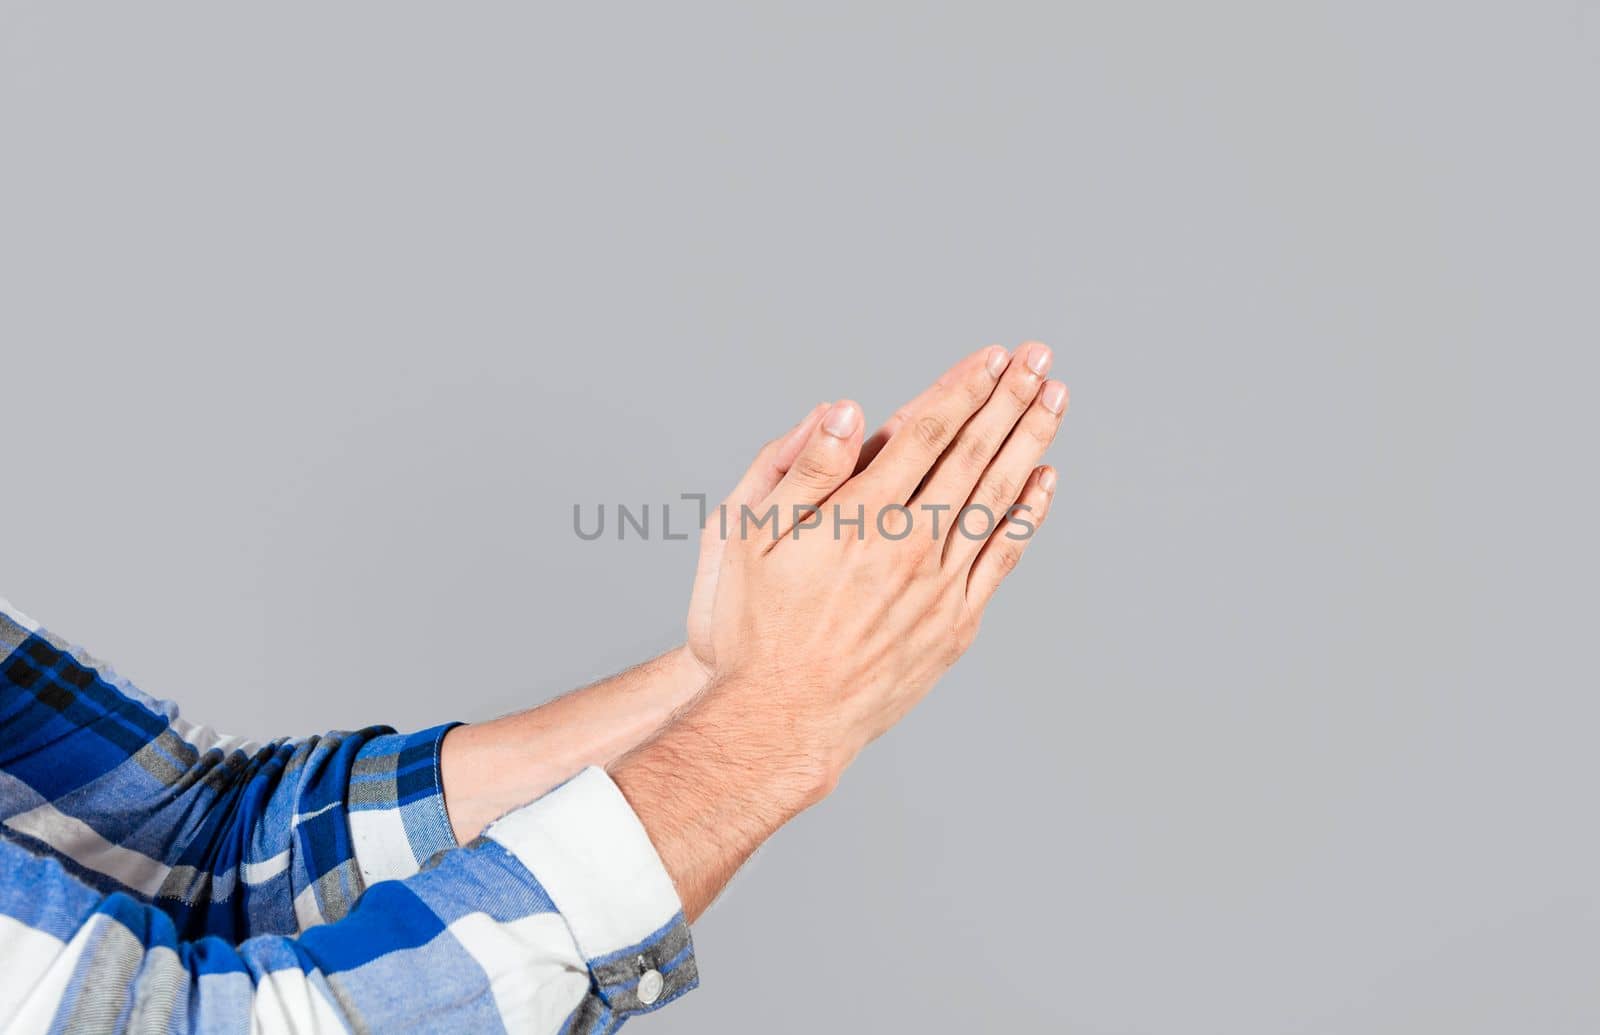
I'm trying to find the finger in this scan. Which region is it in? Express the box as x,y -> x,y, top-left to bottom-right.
855,390 -> 925,473
755,399 -> 864,548
694,401 -> 826,599
700,401 -> 828,545
774,402 -> 831,474
855,345 -> 1008,503
914,341 -> 1052,512
944,378 -> 1067,569
854,352 -> 974,473
967,465 -> 1057,609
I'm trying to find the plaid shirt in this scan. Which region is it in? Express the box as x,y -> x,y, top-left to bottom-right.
0,598 -> 697,1033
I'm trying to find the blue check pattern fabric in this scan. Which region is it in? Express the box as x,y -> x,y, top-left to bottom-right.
0,598 -> 697,1033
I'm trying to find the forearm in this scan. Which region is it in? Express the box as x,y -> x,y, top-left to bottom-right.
608,674 -> 835,922
440,645 -> 708,843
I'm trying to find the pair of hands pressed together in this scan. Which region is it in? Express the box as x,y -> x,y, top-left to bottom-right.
0,343 -> 1054,1033
442,342 -> 1067,920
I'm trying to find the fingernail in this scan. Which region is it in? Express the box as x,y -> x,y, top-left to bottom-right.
1025,343 -> 1052,377
1041,380 -> 1068,414
1040,467 -> 1057,493
823,400 -> 860,438
985,346 -> 1009,377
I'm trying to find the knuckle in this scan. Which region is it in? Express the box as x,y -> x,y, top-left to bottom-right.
1026,415 -> 1057,447
887,541 -> 930,577
887,535 -> 922,564
878,552 -> 918,588
1006,376 -> 1040,407
962,432 -> 994,467
849,558 -> 882,588
791,453 -> 838,486
996,544 -> 1022,574
915,413 -> 951,449
943,612 -> 975,661
983,473 -> 1018,509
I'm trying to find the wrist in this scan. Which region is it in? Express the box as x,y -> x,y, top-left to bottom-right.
667,642 -> 714,701
440,645 -> 716,845
607,671 -> 843,921
672,671 -> 844,813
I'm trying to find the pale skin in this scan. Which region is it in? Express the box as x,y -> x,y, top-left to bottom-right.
441,343 -> 1067,922
437,402 -> 829,839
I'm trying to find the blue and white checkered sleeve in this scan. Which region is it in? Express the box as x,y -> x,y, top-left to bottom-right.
0,766 -> 696,1033
0,597 -> 458,940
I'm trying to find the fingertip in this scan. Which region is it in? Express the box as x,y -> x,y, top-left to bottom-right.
1022,342 -> 1053,378
777,402 -> 832,463
1040,380 -> 1069,415
984,345 -> 1009,378
797,400 -> 830,430
1038,466 -> 1057,493
822,399 -> 862,439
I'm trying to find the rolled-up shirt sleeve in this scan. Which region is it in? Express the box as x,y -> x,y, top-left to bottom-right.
1,596 -> 698,1030
485,767 -> 698,1026
0,766 -> 697,1033
0,596 -> 459,938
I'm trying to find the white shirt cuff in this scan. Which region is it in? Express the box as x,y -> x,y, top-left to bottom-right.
485,765 -> 684,961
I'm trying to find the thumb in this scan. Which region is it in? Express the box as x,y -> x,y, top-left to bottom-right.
731,401 -> 829,511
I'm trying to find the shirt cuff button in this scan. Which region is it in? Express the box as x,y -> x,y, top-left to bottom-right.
637,968 -> 664,1006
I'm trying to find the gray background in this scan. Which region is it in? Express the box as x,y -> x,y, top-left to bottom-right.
3,2 -> 1597,1032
